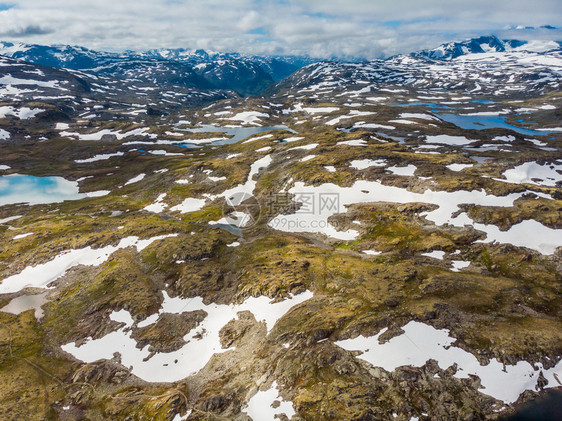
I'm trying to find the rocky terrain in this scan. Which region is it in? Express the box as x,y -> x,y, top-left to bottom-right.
0,35 -> 561,420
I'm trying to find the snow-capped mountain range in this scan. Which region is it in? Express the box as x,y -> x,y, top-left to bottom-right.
272,47 -> 562,99
0,30 -> 560,108
1,31 -> 561,97
0,41 -> 318,95
412,35 -> 561,60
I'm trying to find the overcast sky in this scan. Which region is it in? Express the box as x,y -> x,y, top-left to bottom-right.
0,0 -> 560,58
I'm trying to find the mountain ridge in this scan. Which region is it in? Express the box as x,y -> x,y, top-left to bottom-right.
0,41 -> 320,95
1,32 -> 561,96
411,34 -> 561,60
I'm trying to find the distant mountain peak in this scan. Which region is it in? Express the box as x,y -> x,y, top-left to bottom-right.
0,41 -> 322,95
509,24 -> 558,30
412,33 -> 561,60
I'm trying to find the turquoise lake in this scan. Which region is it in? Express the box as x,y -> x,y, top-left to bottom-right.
0,174 -> 85,206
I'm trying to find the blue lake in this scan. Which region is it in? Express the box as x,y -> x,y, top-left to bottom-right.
214,223 -> 242,236
436,113 -> 553,136
177,124 -> 297,146
0,174 -> 85,206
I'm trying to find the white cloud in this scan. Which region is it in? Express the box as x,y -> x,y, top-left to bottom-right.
0,0 -> 559,58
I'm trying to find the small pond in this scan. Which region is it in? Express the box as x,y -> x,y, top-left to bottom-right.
0,174 -> 85,206
499,390 -> 562,421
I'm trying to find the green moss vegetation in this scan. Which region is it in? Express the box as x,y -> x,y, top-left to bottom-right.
0,88 -> 560,420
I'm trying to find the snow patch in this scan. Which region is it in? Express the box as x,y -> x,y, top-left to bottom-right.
0,235 -> 178,294
244,381 -> 296,421
62,290 -> 313,383
335,321 -> 562,403
350,159 -> 386,170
